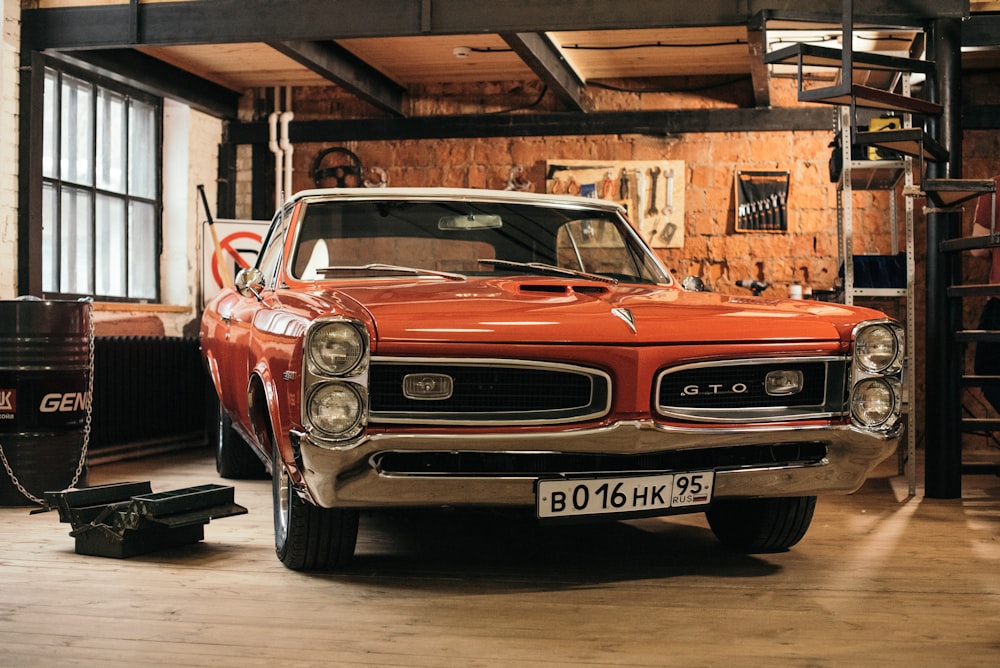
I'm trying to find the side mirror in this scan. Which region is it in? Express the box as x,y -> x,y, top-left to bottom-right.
235,267 -> 265,300
682,276 -> 707,292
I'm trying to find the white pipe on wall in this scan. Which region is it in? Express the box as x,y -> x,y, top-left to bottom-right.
279,109 -> 294,200
268,110 -> 281,204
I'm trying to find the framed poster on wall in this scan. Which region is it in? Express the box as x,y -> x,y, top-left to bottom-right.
735,170 -> 789,232
200,218 -> 270,306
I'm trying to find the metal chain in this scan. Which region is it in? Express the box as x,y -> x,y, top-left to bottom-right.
0,299 -> 94,505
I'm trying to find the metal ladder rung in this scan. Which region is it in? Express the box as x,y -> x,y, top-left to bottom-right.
955,330 -> 1000,344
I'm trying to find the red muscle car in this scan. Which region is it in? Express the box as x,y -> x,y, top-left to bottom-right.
200,187 -> 903,570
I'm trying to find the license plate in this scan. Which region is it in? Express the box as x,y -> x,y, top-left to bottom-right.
536,471 -> 714,520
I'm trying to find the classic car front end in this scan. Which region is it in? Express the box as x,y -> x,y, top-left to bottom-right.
201,188 -> 903,570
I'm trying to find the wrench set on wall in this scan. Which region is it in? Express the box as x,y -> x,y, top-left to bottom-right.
735,170 -> 790,232
546,160 -> 685,249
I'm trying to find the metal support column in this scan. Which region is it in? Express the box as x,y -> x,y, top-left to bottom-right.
924,18 -> 963,499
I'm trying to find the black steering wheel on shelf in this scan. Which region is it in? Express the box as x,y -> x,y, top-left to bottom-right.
312,147 -> 363,187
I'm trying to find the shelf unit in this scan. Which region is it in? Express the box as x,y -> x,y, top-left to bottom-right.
762,0 -> 933,495
835,105 -> 917,495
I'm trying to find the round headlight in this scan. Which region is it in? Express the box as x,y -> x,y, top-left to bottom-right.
307,382 -> 365,438
855,324 -> 902,374
851,378 -> 897,428
308,321 -> 366,376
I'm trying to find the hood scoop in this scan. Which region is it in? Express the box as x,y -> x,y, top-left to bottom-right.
519,284 -> 610,295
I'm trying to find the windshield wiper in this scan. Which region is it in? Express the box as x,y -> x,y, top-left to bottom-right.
316,263 -> 466,281
478,259 -> 618,285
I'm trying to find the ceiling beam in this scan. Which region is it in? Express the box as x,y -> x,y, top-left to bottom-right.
267,41 -> 407,117
45,49 -> 241,118
745,17 -> 770,108
21,0 -> 969,50
499,33 -> 584,112
963,14 -> 1000,48
225,107 -> 837,145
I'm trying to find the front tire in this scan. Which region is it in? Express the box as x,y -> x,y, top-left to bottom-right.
215,400 -> 266,479
272,443 -> 359,571
706,496 -> 816,553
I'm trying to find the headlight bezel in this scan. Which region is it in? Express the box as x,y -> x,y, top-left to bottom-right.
306,319 -> 369,377
854,322 -> 904,375
304,380 -> 367,440
850,319 -> 905,433
849,376 -> 901,429
302,317 -> 371,446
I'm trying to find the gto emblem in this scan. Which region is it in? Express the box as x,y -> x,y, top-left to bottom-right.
681,383 -> 748,396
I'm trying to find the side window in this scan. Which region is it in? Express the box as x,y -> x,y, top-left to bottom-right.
256,209 -> 289,289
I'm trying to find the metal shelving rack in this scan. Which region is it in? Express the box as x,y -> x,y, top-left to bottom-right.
835,104 -> 917,495
763,0 -> 926,494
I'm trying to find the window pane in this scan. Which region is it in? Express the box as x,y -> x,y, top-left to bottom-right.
129,100 -> 157,198
43,70 -> 59,179
60,187 -> 93,294
97,88 -> 127,193
59,75 -> 93,186
129,201 -> 157,299
42,66 -> 161,302
96,195 -> 127,297
42,182 -> 58,292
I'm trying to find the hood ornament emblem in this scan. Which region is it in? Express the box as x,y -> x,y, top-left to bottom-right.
611,307 -> 636,333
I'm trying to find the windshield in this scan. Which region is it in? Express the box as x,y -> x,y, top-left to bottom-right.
289,198 -> 670,285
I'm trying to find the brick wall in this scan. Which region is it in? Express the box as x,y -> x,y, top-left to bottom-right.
275,78 -> 901,299
0,0 -> 19,300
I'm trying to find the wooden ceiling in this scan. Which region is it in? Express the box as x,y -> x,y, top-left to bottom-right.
20,0 -> 996,121
137,26 -> 757,91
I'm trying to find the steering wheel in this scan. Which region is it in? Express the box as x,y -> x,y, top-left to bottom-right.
312,147 -> 363,187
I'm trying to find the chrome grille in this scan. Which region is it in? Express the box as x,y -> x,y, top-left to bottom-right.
656,357 -> 848,423
369,358 -> 611,425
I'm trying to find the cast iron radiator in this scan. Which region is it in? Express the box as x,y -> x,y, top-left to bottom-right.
90,336 -> 207,454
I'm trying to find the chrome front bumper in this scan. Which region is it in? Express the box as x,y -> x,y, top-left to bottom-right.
294,420 -> 900,509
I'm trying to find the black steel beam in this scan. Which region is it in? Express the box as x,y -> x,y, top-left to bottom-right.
963,13 -> 1000,48
17,51 -> 46,298
499,33 -> 584,112
267,41 -> 406,118
224,107 -> 834,145
745,17 -> 771,108
21,0 -> 969,50
50,49 -> 241,119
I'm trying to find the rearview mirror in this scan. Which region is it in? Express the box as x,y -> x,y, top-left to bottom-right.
438,213 -> 503,230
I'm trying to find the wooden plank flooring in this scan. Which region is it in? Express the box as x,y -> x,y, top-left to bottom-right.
1,446 -> 998,667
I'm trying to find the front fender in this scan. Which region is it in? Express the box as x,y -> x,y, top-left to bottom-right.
248,364 -> 303,483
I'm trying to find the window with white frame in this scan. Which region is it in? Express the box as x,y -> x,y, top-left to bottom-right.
41,66 -> 162,301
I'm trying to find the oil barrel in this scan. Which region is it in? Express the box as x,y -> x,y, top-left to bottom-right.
0,298 -> 90,505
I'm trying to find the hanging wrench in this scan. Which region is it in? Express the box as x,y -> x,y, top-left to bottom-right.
663,169 -> 674,215
634,168 -> 646,234
647,167 -> 661,217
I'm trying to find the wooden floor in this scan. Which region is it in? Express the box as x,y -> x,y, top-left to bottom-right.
2,446 -> 998,667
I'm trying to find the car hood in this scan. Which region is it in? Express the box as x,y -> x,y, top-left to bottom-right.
311,277 -> 881,345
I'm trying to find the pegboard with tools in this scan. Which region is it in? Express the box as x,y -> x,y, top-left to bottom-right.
546,160 -> 685,249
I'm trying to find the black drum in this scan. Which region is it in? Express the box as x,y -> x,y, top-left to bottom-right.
0,298 -> 90,506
